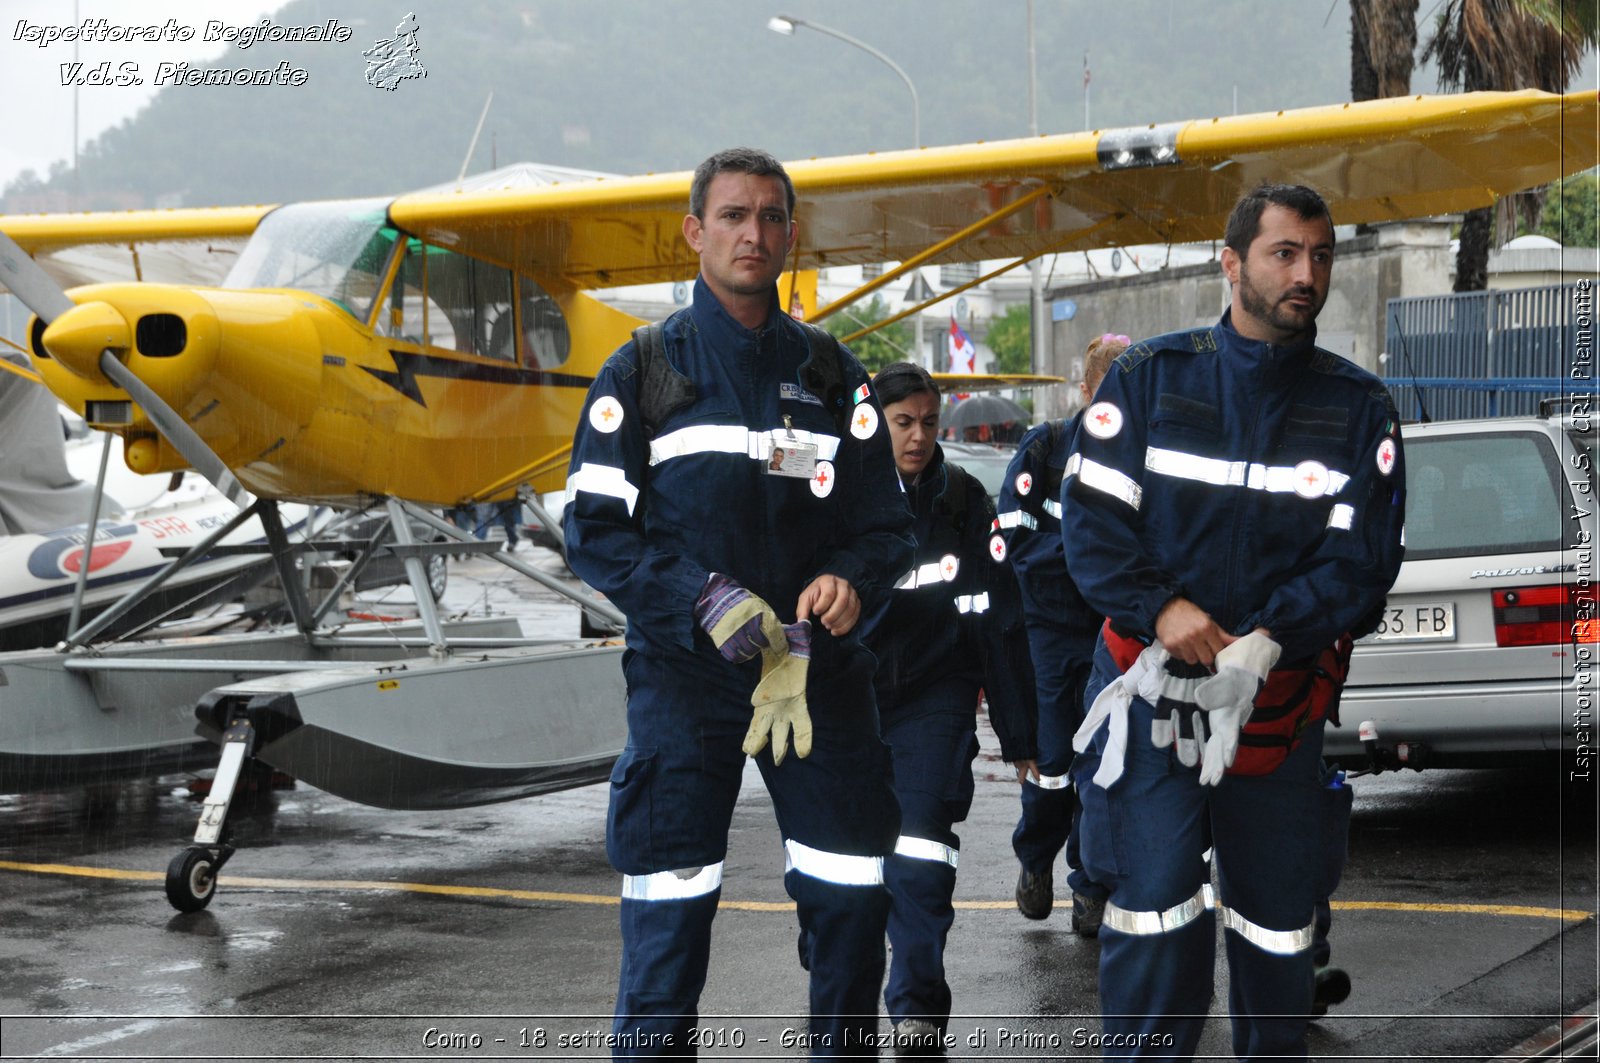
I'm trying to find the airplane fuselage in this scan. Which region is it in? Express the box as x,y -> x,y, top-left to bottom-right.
30,198 -> 643,506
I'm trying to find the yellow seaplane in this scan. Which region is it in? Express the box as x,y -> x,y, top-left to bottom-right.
0,88 -> 1593,912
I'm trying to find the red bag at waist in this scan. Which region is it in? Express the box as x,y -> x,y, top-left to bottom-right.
1101,621 -> 1353,776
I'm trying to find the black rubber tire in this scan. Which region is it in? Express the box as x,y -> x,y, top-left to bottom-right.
165,849 -> 218,913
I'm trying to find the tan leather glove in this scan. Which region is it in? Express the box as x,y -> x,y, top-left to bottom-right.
742,620 -> 813,765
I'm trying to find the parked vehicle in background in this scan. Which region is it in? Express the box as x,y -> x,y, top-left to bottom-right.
316,509 -> 450,602
941,440 -> 1017,502
1330,406 -> 1595,771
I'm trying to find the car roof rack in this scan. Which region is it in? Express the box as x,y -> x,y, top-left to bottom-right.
1536,396 -> 1592,419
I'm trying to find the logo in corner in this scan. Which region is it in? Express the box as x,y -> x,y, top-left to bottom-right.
364,13 -> 427,91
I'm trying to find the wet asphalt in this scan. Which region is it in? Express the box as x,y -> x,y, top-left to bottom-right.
0,547 -> 1595,1061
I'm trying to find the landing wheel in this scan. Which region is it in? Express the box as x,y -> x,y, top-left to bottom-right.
166,848 -> 218,912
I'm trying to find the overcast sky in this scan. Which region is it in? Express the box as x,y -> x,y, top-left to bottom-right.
0,0 -> 283,190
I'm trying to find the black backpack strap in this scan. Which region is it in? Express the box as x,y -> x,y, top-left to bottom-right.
631,318 -> 697,437
794,320 -> 850,436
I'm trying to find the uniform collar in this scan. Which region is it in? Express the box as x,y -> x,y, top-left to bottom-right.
688,275 -> 786,344
1216,308 -> 1317,369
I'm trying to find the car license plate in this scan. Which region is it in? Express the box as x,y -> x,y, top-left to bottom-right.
1362,602 -> 1456,643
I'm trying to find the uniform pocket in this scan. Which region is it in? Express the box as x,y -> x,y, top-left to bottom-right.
605,745 -> 658,875
1071,750 -> 1125,881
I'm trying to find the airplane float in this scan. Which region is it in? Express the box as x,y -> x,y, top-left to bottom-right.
0,88 -> 1592,912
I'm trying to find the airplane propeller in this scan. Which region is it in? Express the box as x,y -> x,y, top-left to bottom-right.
0,228 -> 248,507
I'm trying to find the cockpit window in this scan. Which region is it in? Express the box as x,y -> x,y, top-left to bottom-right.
224,197 -> 395,323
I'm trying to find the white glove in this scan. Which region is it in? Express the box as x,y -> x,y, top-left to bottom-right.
1194,631 -> 1281,785
1074,643 -> 1168,789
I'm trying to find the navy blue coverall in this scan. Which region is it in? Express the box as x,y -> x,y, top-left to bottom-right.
1061,313 -> 1405,1060
563,277 -> 914,1057
859,444 -> 1035,1033
997,414 -> 1108,906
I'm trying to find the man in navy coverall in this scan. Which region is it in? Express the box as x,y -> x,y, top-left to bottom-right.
1062,184 -> 1405,1060
564,147 -> 913,1058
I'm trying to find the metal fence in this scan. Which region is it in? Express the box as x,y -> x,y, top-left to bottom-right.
1382,283 -> 1598,421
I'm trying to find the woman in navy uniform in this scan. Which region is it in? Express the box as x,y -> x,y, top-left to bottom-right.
858,363 -> 1036,1055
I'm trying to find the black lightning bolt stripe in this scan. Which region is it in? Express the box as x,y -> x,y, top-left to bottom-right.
361,349 -> 595,406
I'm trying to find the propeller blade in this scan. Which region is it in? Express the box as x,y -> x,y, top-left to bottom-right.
0,228 -> 73,324
94,349 -> 250,508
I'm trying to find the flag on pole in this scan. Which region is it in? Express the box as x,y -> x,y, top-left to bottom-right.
1083,51 -> 1091,89
947,317 -> 976,375
947,317 -> 977,401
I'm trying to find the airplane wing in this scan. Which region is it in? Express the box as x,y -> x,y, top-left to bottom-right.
390,89 -> 1598,290
1,90 -> 1591,297
0,206 -> 272,291
933,373 -> 1063,393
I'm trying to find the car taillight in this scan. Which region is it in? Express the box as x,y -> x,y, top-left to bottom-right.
1492,584 -> 1600,647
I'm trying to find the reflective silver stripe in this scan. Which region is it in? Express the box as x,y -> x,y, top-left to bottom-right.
893,835 -> 960,869
1101,884 -> 1214,936
1027,772 -> 1071,791
784,839 -> 884,886
567,462 -> 640,517
955,592 -> 991,614
1042,498 -> 1062,519
648,424 -> 840,466
1327,504 -> 1354,530
1145,446 -> 1349,498
1217,902 -> 1316,955
1065,453 -> 1143,510
894,561 -> 947,590
621,862 -> 724,902
997,510 -> 1037,530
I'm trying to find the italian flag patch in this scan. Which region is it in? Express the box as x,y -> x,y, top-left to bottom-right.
853,383 -> 871,405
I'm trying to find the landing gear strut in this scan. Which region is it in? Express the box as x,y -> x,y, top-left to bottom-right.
164,716 -> 252,912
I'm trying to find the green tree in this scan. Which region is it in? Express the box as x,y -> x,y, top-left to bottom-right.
821,294 -> 913,375
985,304 -> 1033,375
1423,0 -> 1600,289
1530,171 -> 1600,246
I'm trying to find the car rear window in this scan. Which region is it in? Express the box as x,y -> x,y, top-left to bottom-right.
1402,430 -> 1566,561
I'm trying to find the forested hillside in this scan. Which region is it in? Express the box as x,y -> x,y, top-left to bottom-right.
3,0 -> 1372,211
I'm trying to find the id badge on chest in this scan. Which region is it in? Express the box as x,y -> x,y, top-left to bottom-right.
767,416 -> 818,479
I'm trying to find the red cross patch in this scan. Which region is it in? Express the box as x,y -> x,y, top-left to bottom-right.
810,460 -> 836,498
588,395 -> 624,433
989,534 -> 1007,562
850,404 -> 879,440
1015,471 -> 1033,496
1376,437 -> 1396,476
1292,460 -> 1330,499
939,553 -> 961,581
1084,401 -> 1123,440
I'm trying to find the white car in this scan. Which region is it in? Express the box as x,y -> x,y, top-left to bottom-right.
1330,407 -> 1596,770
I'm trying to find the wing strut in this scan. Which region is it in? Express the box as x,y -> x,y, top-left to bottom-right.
810,185 -> 1054,324
839,213 -> 1124,344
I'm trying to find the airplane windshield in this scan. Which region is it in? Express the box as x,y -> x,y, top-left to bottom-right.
224,197 -> 396,322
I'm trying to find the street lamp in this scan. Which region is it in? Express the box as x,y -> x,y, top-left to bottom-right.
767,15 -> 920,149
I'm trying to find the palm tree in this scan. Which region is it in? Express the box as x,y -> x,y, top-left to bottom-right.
1423,0 -> 1599,290
1352,0 -> 1420,101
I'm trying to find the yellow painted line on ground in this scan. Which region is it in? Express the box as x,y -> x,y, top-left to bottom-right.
1,859 -> 1593,923
1329,899 -> 1595,923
